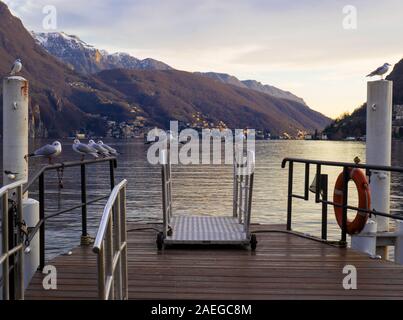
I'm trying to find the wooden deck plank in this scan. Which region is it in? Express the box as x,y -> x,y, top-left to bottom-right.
25,223 -> 403,300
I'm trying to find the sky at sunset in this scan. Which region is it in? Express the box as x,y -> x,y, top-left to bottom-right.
4,0 -> 403,118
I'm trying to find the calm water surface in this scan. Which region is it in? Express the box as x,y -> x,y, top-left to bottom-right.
2,139 -> 403,259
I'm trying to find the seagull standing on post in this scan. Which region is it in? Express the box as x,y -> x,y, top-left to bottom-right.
89,140 -> 110,157
72,139 -> 99,161
10,59 -> 22,76
366,63 -> 391,79
28,141 -> 62,164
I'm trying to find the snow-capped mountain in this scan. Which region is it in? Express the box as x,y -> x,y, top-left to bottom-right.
33,32 -> 308,106
32,31 -> 173,74
197,72 -> 307,106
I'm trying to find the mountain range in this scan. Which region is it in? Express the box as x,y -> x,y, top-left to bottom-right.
33,31 -> 307,106
0,2 -> 330,138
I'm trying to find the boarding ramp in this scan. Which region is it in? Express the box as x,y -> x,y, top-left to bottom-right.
157,148 -> 257,250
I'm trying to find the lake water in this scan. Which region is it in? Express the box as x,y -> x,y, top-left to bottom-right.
2,139 -> 403,259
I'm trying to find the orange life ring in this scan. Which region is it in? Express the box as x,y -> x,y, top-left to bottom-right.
333,168 -> 371,235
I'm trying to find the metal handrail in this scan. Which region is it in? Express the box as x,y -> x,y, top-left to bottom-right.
282,157 -> 403,173
93,179 -> 128,300
1,179 -> 26,300
23,157 -> 117,269
161,150 -> 173,238
233,151 -> 255,235
1,179 -> 27,196
23,157 -> 117,193
282,157 -> 403,245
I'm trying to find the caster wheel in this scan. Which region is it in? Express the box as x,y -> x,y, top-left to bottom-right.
250,234 -> 257,251
156,232 -> 164,250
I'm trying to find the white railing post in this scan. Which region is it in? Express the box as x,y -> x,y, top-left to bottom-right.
93,180 -> 128,300
120,186 -> 128,299
113,193 -> 122,300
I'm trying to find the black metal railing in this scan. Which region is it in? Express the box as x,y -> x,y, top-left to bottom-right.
23,157 -> 117,270
281,158 -> 403,246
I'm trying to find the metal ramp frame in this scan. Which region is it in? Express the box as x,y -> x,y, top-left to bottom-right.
157,147 -> 257,250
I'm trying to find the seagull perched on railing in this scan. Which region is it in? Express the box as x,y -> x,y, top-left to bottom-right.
97,141 -> 119,156
89,140 -> 110,157
72,139 -> 99,161
10,59 -> 22,76
28,141 -> 62,164
4,170 -> 18,180
366,63 -> 391,79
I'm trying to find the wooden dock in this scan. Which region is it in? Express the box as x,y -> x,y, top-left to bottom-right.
26,224 -> 403,300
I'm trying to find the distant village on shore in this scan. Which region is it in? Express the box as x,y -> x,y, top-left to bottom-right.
71,105 -> 403,142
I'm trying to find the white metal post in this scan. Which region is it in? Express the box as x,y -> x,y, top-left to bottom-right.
3,76 -> 40,295
352,80 -> 393,257
2,76 -> 29,186
366,80 -> 393,232
366,80 -> 393,258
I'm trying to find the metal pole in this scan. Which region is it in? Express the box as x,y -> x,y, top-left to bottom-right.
161,164 -> 168,237
304,164 -> 310,200
106,216 -> 114,300
38,173 -> 45,270
238,174 -> 244,224
8,195 -> 15,299
2,193 -> 9,300
81,164 -> 88,240
16,186 -> 24,299
286,162 -> 293,231
113,193 -> 122,300
315,165 -> 321,203
245,173 -> 254,236
321,175 -> 328,241
110,160 -> 116,190
233,170 -> 238,218
341,167 -> 349,245
120,187 -> 128,299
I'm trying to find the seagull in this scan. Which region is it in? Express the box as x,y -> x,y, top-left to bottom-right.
72,139 -> 99,161
89,140 -> 110,157
10,59 -> 22,76
28,141 -> 62,164
366,63 -> 391,79
97,141 -> 119,156
4,170 -> 18,180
